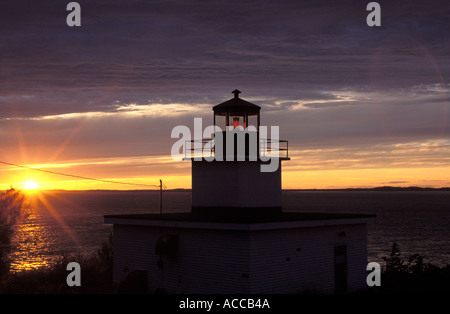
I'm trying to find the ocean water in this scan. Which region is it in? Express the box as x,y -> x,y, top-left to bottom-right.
9,190 -> 450,272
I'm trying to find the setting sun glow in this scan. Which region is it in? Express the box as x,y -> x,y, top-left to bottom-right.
23,180 -> 39,190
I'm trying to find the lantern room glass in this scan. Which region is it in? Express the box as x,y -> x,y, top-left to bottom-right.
214,112 -> 259,131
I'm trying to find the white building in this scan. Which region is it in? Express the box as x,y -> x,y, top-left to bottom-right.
104,90 -> 375,294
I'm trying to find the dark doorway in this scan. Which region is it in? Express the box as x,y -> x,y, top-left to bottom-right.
334,245 -> 347,294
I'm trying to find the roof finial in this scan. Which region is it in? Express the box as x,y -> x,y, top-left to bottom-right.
232,89 -> 241,98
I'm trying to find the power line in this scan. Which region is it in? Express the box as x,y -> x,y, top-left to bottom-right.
0,160 -> 160,188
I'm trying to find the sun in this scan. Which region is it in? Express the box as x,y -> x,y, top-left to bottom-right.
23,180 -> 39,190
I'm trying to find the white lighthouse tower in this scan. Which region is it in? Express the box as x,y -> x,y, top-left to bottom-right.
105,90 -> 375,294
189,89 -> 289,219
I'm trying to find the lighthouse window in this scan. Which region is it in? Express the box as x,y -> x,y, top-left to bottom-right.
247,115 -> 258,129
229,116 -> 244,128
233,117 -> 240,127
215,115 -> 227,130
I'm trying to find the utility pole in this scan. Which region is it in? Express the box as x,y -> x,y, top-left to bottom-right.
159,179 -> 163,215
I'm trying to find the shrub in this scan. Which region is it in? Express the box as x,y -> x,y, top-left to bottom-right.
0,234 -> 114,293
378,242 -> 450,294
0,188 -> 29,277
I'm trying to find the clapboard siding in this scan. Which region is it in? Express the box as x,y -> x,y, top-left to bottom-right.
249,224 -> 368,293
112,225 -> 251,293
111,221 -> 369,293
174,228 -> 250,293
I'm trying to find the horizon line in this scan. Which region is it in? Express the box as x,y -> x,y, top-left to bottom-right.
5,186 -> 450,193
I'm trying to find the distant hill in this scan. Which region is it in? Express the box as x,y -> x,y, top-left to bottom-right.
286,186 -> 450,192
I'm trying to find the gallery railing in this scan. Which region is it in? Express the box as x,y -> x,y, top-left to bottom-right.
184,138 -> 289,160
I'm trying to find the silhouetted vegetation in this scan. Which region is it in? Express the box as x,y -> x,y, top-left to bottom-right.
0,233 -> 114,293
367,242 -> 450,294
0,188 -> 114,293
0,188 -> 29,278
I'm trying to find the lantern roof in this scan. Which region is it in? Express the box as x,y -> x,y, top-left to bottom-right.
213,90 -> 261,115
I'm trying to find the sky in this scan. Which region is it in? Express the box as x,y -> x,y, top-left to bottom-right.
0,0 -> 449,190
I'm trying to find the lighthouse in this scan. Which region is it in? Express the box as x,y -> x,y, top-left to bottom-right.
104,90 -> 375,294
188,89 -> 289,220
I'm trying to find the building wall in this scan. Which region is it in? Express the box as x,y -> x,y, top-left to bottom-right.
248,224 -> 368,293
112,224 -> 252,293
191,160 -> 282,208
111,222 -> 368,294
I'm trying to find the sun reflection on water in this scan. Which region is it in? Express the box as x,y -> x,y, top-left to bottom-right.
9,193 -> 73,273
10,225 -> 60,272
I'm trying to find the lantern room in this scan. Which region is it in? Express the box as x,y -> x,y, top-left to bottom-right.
211,89 -> 263,161
213,89 -> 260,131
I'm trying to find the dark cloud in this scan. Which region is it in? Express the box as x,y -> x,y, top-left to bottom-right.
1,1 -> 449,118
0,0 -> 449,179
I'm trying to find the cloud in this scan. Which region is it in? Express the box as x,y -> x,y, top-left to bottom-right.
300,101 -> 357,109
0,1 -> 449,188
1,1 -> 449,115
285,139 -> 450,172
